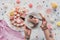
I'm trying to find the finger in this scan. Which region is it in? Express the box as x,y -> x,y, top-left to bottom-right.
26,26 -> 31,30
27,30 -> 31,35
28,19 -> 32,22
39,13 -> 46,20
39,13 -> 44,18
40,24 -> 44,28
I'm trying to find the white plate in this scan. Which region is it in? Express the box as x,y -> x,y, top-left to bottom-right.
25,11 -> 42,29
3,8 -> 24,31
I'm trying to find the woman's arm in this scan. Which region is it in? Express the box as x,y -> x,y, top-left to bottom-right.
23,25 -> 31,40
40,13 -> 54,40
24,13 -> 54,40
43,29 -> 54,40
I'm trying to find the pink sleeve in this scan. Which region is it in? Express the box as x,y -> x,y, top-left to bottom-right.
0,20 -> 25,40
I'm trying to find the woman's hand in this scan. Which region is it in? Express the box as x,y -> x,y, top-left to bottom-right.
39,14 -> 54,40
28,18 -> 39,24
23,24 -> 31,40
39,13 -> 48,30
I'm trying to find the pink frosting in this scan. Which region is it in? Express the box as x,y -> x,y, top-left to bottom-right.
0,20 -> 25,40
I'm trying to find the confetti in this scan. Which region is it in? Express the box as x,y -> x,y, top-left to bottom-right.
16,0 -> 20,4
56,22 -> 60,27
51,2 -> 58,9
46,5 -> 48,7
28,3 -> 33,8
46,8 -> 52,14
10,11 -> 14,16
2,3 -> 4,5
50,18 -> 54,23
43,1 -> 45,3
36,5 -> 42,10
10,16 -> 14,20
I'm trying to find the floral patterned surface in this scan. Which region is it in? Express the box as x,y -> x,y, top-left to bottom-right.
0,0 -> 60,40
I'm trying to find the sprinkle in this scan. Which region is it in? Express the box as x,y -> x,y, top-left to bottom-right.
4,11 -> 6,13
46,5 -> 48,7
50,18 -> 54,22
57,12 -> 59,14
16,18 -> 21,23
36,5 -> 42,10
56,22 -> 60,27
20,22 -> 24,26
14,12 -> 17,15
14,23 -> 17,26
14,15 -> 17,19
28,3 -> 33,8
10,16 -> 14,20
51,2 -> 58,9
11,21 -> 15,24
16,24 -> 20,27
16,14 -> 20,17
46,8 -> 52,14
16,0 -> 20,4
10,11 -> 14,16
1,8 -> 2,10
2,3 -> 4,5
43,1 -> 45,3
